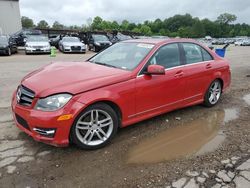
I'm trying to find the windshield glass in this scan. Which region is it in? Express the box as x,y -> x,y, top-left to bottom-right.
62,37 -> 80,42
0,36 -> 8,44
27,36 -> 48,42
93,34 -> 109,42
117,34 -> 132,40
89,42 -> 154,70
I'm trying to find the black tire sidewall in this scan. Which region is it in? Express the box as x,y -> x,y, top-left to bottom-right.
70,103 -> 119,150
204,79 -> 222,107
7,48 -> 11,56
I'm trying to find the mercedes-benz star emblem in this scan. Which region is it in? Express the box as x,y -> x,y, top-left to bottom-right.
16,88 -> 21,103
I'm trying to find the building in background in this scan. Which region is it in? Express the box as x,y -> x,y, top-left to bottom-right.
0,0 -> 22,35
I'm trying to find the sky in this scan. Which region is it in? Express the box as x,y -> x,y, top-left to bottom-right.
19,0 -> 250,26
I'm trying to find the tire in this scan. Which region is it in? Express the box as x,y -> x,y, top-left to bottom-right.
70,103 -> 119,150
7,47 -> 11,56
93,46 -> 96,52
204,79 -> 222,107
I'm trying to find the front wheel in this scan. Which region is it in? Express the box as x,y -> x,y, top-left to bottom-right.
7,47 -> 11,56
70,103 -> 119,149
204,79 -> 222,107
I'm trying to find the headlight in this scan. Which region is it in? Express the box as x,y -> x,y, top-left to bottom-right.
94,42 -> 100,46
35,94 -> 72,111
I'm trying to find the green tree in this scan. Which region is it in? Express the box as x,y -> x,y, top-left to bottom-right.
91,16 -> 103,30
191,20 -> 205,38
121,20 -> 130,30
21,16 -> 35,28
139,25 -> 152,36
216,13 -> 237,24
37,20 -> 49,29
52,21 -> 64,29
111,21 -> 120,30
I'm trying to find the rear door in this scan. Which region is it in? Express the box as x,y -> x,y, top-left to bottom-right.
181,43 -> 214,104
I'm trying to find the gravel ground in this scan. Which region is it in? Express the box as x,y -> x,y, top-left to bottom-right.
0,47 -> 249,188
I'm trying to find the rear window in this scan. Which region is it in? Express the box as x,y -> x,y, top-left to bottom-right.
201,48 -> 213,61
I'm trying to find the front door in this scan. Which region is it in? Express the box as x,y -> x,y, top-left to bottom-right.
134,43 -> 187,118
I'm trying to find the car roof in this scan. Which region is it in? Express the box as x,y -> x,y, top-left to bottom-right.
123,38 -> 198,45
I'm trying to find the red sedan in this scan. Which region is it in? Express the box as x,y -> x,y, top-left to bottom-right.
11,39 -> 231,149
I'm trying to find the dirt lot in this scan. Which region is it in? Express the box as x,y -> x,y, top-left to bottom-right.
0,47 -> 250,188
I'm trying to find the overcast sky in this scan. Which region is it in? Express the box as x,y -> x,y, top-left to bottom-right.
19,0 -> 250,26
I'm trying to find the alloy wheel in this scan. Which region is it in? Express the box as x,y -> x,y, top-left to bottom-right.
208,81 -> 221,105
75,109 -> 114,146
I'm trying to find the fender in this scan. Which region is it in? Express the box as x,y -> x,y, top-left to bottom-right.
75,79 -> 136,124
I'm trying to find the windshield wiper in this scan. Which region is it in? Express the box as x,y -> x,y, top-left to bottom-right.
92,61 -> 118,68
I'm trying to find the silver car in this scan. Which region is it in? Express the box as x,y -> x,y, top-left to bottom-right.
59,37 -> 86,53
25,36 -> 51,54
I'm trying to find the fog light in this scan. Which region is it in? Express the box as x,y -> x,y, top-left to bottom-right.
33,127 -> 56,138
57,114 -> 73,121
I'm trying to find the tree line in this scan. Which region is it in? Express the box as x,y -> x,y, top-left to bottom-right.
21,13 -> 250,38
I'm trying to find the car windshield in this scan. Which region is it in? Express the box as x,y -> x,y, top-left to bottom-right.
117,34 -> 132,40
62,37 -> 80,42
0,36 -> 8,44
27,36 -> 48,42
89,42 -> 154,70
93,34 -> 109,42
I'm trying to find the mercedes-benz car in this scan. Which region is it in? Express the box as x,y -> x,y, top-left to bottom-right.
12,38 -> 231,150
25,35 -> 51,54
58,37 -> 86,53
0,35 -> 18,56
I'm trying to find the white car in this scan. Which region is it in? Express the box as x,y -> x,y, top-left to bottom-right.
234,39 -> 244,46
25,36 -> 51,54
59,37 -> 86,53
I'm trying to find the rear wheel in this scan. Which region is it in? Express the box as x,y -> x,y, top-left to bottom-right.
70,103 -> 118,149
204,79 -> 222,107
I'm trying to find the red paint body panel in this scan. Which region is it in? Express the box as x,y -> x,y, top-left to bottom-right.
11,38 -> 231,146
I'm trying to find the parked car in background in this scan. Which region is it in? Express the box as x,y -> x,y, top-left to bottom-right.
110,33 -> 132,44
58,37 -> 86,53
12,29 -> 42,46
25,35 -> 51,54
88,34 -> 112,52
234,39 -> 244,46
49,35 -> 61,49
0,35 -> 18,56
12,38 -> 231,149
197,39 -> 214,50
241,39 -> 250,46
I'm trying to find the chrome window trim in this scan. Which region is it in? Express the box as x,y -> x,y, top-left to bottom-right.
136,60 -> 214,78
137,42 -> 214,77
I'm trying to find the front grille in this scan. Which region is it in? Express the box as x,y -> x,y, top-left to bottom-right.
71,46 -> 81,51
17,85 -> 35,107
15,114 -> 30,131
32,46 -> 44,49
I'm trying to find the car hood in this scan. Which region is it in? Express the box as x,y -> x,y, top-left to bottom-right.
21,61 -> 132,97
97,41 -> 111,44
26,41 -> 49,46
0,42 -> 8,47
62,42 -> 84,46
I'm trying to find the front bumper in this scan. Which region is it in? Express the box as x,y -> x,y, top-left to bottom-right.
25,47 -> 51,54
63,46 -> 86,53
11,91 -> 85,147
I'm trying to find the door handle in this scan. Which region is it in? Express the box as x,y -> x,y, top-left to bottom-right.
175,70 -> 184,77
206,63 -> 212,69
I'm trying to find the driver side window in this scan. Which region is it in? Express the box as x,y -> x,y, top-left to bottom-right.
149,43 -> 181,69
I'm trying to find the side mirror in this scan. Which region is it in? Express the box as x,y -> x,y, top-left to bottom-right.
146,64 -> 165,75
